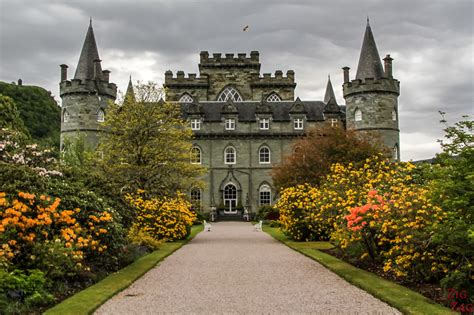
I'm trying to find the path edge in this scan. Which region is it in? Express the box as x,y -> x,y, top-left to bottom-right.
44,225 -> 203,315
263,226 -> 455,315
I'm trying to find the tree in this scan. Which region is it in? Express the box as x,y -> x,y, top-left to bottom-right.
0,94 -> 29,136
99,82 -> 204,196
272,126 -> 383,190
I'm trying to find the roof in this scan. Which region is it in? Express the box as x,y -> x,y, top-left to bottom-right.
74,21 -> 102,80
182,100 -> 344,122
355,21 -> 384,80
323,76 -> 337,104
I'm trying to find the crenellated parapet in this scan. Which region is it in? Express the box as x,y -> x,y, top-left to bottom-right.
199,51 -> 260,69
60,78 -> 117,99
343,77 -> 399,98
164,70 -> 210,88
250,70 -> 296,88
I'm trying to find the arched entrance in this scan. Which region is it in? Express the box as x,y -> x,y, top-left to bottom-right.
223,183 -> 237,214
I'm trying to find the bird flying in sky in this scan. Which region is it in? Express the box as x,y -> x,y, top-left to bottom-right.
243,25 -> 249,31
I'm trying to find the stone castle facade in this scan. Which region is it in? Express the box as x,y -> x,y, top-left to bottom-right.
59,20 -> 400,217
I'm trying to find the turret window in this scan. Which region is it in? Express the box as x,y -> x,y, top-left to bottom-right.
191,119 -> 201,130
393,145 -> 398,161
259,118 -> 269,130
355,109 -> 362,121
97,109 -> 105,122
179,93 -> 193,103
294,118 -> 304,130
266,93 -> 281,102
63,110 -> 69,123
190,147 -> 201,164
225,118 -> 235,130
224,146 -> 236,164
217,87 -> 243,102
259,146 -> 271,164
259,184 -> 272,206
392,110 -> 397,121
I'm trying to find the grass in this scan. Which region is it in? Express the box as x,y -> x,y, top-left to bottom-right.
45,225 -> 202,315
264,226 -> 455,315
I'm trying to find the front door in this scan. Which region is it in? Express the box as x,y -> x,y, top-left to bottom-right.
223,184 -> 237,214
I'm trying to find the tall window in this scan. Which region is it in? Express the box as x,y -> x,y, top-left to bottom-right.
97,109 -> 105,122
266,93 -> 281,102
355,109 -> 362,121
225,118 -> 235,130
191,119 -> 201,130
190,188 -> 201,211
330,118 -> 338,127
259,184 -> 271,205
393,145 -> 398,161
259,118 -> 269,130
217,87 -> 243,102
259,146 -> 270,164
179,93 -> 193,103
223,184 -> 237,212
224,146 -> 236,164
392,110 -> 397,121
294,118 -> 304,130
190,147 -> 201,164
63,110 -> 69,123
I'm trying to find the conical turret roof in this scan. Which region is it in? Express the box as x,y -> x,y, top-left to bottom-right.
323,75 -> 337,104
355,20 -> 384,80
74,20 -> 102,80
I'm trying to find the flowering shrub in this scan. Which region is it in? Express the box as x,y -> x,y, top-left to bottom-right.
126,192 -> 196,241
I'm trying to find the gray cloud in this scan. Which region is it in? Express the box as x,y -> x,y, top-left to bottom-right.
1,0 -> 472,160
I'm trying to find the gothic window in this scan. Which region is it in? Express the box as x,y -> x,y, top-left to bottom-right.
294,118 -> 304,130
63,110 -> 69,123
355,109 -> 362,121
97,109 -> 105,122
217,87 -> 243,102
190,188 -> 201,211
225,118 -> 235,130
179,93 -> 193,103
259,184 -> 271,206
392,109 -> 397,121
191,119 -> 201,130
259,146 -> 270,164
266,93 -> 281,102
223,184 -> 238,211
224,146 -> 236,164
259,118 -> 269,130
190,147 -> 201,164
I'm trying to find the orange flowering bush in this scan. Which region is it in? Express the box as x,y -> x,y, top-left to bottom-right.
126,191 -> 196,241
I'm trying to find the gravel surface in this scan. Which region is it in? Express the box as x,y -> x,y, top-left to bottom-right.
95,222 -> 401,314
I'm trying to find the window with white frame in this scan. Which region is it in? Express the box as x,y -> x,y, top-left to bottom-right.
97,109 -> 105,122
393,145 -> 398,161
259,118 -> 269,130
63,110 -> 69,123
217,87 -> 243,102
266,93 -> 281,102
190,147 -> 201,164
392,110 -> 397,121
259,146 -> 270,164
225,118 -> 235,130
191,119 -> 201,130
179,93 -> 193,103
259,184 -> 271,205
190,188 -> 201,211
330,118 -> 338,127
355,109 -> 362,121
224,146 -> 236,164
294,118 -> 304,130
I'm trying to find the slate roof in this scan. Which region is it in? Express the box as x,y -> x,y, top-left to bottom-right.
74,21 -> 102,81
182,101 -> 344,122
323,76 -> 337,104
355,20 -> 384,80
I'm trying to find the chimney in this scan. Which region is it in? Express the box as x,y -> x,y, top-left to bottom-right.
102,70 -> 110,82
93,59 -> 102,79
60,64 -> 68,81
17,79 -> 22,86
342,66 -> 350,83
383,54 -> 393,78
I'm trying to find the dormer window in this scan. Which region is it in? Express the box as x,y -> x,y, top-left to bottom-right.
225,118 -> 235,130
294,118 -> 304,130
266,93 -> 281,102
355,109 -> 362,121
218,87 -> 243,102
330,118 -> 338,127
179,93 -> 193,103
259,118 -> 269,130
191,119 -> 201,130
97,109 -> 105,122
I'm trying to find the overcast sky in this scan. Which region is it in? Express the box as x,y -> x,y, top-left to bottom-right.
0,0 -> 472,161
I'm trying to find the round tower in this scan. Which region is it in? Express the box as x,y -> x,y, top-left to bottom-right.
59,20 -> 117,151
343,20 -> 400,160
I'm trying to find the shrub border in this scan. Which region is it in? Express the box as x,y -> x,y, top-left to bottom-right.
263,226 -> 455,315
44,225 -> 203,315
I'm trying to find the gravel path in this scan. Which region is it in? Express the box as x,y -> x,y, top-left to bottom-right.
96,222 -> 401,314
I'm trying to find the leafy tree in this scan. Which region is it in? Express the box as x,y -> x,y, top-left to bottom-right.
272,126 -> 383,190
99,82 -> 204,196
0,94 -> 29,136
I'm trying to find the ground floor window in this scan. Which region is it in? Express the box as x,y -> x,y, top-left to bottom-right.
259,184 -> 271,205
190,188 -> 201,211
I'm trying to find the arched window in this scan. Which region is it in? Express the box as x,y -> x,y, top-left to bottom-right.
392,109 -> 397,121
266,93 -> 281,102
97,109 -> 105,122
224,146 -> 236,164
190,147 -> 201,164
259,146 -> 270,164
223,184 -> 238,212
179,93 -> 193,103
190,188 -> 201,211
217,87 -> 243,102
355,109 -> 362,121
393,145 -> 398,161
259,184 -> 272,206
63,110 -> 69,123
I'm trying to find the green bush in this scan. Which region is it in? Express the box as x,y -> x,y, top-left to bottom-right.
257,205 -> 279,220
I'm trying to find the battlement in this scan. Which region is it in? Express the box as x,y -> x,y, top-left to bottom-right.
164,70 -> 210,88
60,78 -> 117,98
343,77 -> 399,97
250,70 -> 296,88
199,51 -> 260,68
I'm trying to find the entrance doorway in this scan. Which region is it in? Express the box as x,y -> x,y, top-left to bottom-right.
223,184 -> 237,214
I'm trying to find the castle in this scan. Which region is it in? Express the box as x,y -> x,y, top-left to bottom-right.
59,20 -> 400,217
